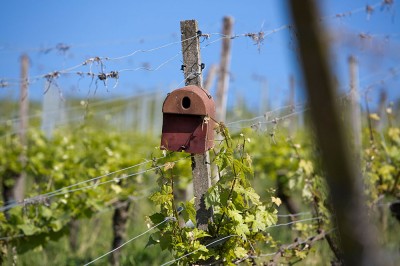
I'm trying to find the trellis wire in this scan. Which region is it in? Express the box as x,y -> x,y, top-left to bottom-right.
225,102 -> 307,126
2,62 -> 394,142
0,0 -> 388,59
160,217 -> 323,265
277,211 -> 312,218
1,61 -> 397,134
83,216 -> 176,266
0,155 -> 189,212
0,90 -> 162,138
256,228 -> 337,258
96,188 -> 157,214
265,216 -> 322,229
0,76 -> 197,140
160,234 -> 239,266
0,187 -> 158,242
0,34 -> 199,87
226,107 -> 310,130
0,0 -> 391,89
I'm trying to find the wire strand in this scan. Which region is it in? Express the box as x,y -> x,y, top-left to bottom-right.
160,234 -> 238,266
265,217 -> 322,230
83,217 -> 175,266
0,156 -> 189,212
277,211 -> 312,218
160,217 -> 323,265
258,228 -> 336,259
0,0 -> 389,88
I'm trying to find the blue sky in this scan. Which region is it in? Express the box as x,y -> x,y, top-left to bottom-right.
1,0 -> 399,112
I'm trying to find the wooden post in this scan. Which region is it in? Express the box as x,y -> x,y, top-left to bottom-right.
15,54 -> 29,202
377,89 -> 387,132
216,16 -> 234,122
3,54 -> 29,214
349,56 -> 362,153
180,20 -> 212,231
288,1 -> 383,265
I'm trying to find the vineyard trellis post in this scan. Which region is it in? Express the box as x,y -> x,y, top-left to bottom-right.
2,54 -> 29,211
216,16 -> 233,122
288,0 -> 383,265
349,56 -> 362,155
17,54 -> 29,202
377,89 -> 387,133
180,20 -> 213,231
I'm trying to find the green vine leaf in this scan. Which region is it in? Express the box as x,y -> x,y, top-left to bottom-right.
235,223 -> 250,240
159,231 -> 173,251
149,185 -> 173,205
149,213 -> 166,225
146,232 -> 160,248
234,246 -> 248,259
180,199 -> 196,225
18,224 -> 39,236
235,185 -> 261,205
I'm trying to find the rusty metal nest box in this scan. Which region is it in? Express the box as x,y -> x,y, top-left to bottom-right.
161,85 -> 216,154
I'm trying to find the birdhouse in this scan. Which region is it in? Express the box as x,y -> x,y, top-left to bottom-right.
161,85 -> 216,154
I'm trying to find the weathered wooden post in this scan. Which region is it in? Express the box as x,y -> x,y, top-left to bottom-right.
377,89 -> 387,133
16,54 -> 29,202
349,56 -> 362,154
216,16 -> 234,122
182,20 -> 212,231
160,20 -> 214,231
3,54 -> 29,210
2,55 -> 28,219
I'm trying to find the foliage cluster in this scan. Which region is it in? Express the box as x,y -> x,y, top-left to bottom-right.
0,109 -> 399,265
0,124 -> 159,262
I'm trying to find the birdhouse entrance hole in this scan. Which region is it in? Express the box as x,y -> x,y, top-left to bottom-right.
182,96 -> 191,109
